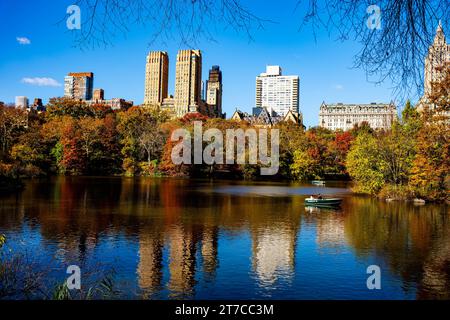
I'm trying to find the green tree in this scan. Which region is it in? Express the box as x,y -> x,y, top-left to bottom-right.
401,100 -> 422,136
290,149 -> 318,181
377,123 -> 416,186
346,132 -> 385,194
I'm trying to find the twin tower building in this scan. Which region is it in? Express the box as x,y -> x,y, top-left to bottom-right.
144,50 -> 223,118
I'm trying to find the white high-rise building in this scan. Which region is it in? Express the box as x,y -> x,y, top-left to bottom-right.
15,96 -> 29,109
255,66 -> 299,117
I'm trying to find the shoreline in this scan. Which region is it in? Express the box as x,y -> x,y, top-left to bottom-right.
6,175 -> 448,204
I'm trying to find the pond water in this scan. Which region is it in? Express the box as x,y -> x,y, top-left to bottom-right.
0,177 -> 449,299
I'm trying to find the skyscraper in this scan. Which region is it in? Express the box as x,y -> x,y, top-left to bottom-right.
206,66 -> 223,117
64,72 -> 94,100
255,66 -> 299,117
174,50 -> 202,117
15,96 -> 29,109
417,21 -> 450,114
424,21 -> 449,95
144,51 -> 169,106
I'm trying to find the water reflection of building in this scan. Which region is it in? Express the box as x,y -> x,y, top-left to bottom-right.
135,184 -> 220,299
138,232 -> 164,298
252,225 -> 298,285
316,213 -> 346,252
139,223 -> 219,299
201,226 -> 219,280
167,225 -> 198,298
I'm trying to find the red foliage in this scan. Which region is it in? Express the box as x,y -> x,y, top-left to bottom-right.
59,122 -> 86,175
180,112 -> 209,124
333,131 -> 354,154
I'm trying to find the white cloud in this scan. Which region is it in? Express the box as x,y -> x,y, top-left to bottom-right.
16,37 -> 31,45
21,77 -> 62,87
334,84 -> 344,90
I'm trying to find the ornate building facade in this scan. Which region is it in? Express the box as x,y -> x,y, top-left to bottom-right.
417,21 -> 450,113
319,102 -> 397,131
231,107 -> 303,128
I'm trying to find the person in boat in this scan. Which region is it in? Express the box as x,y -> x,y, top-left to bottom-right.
317,194 -> 323,200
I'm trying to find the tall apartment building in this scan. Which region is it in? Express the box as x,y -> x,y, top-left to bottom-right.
144,51 -> 169,105
64,72 -> 94,100
15,96 -> 29,109
174,50 -> 202,117
417,21 -> 450,113
206,66 -> 223,117
319,102 -> 397,131
424,21 -> 449,95
256,66 -> 299,117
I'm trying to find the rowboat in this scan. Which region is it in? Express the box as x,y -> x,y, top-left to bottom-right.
305,197 -> 343,207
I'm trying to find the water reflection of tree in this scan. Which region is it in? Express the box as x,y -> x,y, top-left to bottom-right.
0,179 -> 303,298
5,178 -> 448,299
344,197 -> 450,299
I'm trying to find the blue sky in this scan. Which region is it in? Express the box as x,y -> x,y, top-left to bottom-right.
0,0 -> 406,127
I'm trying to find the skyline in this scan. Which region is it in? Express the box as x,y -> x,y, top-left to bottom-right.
0,0 -> 418,127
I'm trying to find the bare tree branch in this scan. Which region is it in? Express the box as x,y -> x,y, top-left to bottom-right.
296,0 -> 449,100
67,0 -> 268,48
64,0 -> 448,100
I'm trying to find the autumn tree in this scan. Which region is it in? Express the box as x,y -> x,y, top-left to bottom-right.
409,120 -> 449,201
346,131 -> 385,194
58,117 -> 86,175
117,107 -> 167,175
11,129 -> 50,177
427,62 -> 450,117
46,97 -> 94,119
409,68 -> 450,201
78,118 -> 103,161
275,122 -> 306,178
330,131 -> 354,176
0,104 -> 28,158
290,149 -> 319,181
